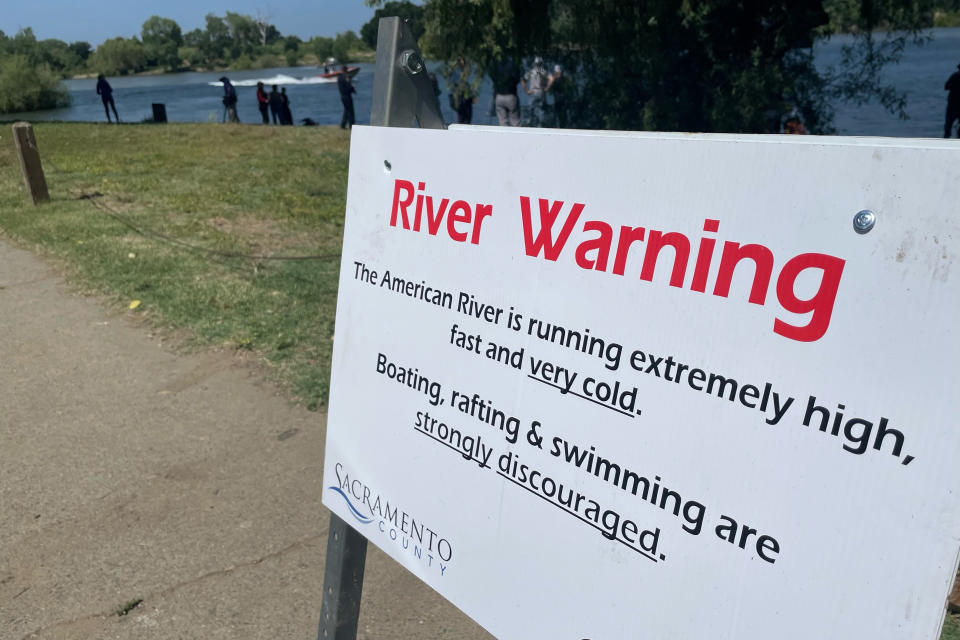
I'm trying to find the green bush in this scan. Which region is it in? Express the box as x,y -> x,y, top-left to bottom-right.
232,54 -> 255,70
254,53 -> 285,69
177,46 -> 199,67
0,55 -> 71,113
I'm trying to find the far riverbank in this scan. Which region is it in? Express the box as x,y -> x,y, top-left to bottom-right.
5,28 -> 959,135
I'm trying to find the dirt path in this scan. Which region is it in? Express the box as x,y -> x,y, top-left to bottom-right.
0,239 -> 490,640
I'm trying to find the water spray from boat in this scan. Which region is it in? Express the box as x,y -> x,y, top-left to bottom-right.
208,74 -> 333,87
208,64 -> 361,87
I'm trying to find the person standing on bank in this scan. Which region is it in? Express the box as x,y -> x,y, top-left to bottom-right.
338,65 -> 356,129
546,64 -> 569,127
96,74 -> 119,123
269,84 -> 282,124
490,56 -> 521,126
522,56 -> 549,126
945,63 -> 960,138
219,77 -> 239,123
256,82 -> 269,124
450,56 -> 477,124
280,88 -> 293,125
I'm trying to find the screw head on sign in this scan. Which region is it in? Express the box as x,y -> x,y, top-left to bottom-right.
853,209 -> 876,234
400,49 -> 424,76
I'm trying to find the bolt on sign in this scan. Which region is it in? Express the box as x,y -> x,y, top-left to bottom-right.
323,126 -> 960,639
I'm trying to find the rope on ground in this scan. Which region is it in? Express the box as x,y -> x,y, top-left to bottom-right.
81,194 -> 341,294
79,191 -> 342,263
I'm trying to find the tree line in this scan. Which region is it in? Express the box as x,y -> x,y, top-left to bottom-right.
0,14 -> 372,113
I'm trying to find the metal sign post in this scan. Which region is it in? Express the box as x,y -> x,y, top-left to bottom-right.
369,17 -> 446,129
317,17 -> 445,640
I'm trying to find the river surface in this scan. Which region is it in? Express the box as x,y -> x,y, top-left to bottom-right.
5,27 -> 959,137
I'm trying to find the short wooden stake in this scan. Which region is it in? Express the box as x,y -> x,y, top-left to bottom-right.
12,122 -> 50,205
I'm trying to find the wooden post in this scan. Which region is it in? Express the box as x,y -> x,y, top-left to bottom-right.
12,122 -> 50,205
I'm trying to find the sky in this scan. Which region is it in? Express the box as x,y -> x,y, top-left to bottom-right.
0,0 -> 378,46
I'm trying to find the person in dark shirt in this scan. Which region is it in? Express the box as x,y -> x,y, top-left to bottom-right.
256,82 -> 269,124
546,64 -> 569,128
219,77 -> 239,123
96,74 -> 119,123
280,88 -> 293,125
945,63 -> 960,138
489,57 -> 521,126
450,57 -> 477,124
338,66 -> 356,129
268,85 -> 282,124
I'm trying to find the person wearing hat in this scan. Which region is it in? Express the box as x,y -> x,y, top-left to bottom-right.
945,63 -> 960,138
220,76 -> 239,123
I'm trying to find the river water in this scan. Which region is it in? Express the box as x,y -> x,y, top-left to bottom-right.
5,27 -> 959,137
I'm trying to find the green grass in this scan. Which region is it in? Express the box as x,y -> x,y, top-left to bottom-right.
114,598 -> 143,616
0,122 -> 351,410
943,614 -> 960,640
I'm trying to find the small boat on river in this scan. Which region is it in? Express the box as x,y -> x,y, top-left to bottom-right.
316,57 -> 360,80
316,66 -> 360,80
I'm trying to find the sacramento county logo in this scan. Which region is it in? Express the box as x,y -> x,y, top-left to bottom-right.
331,462 -> 452,576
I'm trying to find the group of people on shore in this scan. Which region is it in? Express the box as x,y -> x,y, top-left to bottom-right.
450,56 -> 569,128
221,77 -> 295,125
254,82 -> 294,125
216,65 -> 356,128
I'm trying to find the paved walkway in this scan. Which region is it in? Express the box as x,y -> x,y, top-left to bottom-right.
0,239 -> 489,639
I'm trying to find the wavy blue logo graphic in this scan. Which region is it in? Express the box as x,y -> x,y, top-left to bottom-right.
329,485 -> 374,525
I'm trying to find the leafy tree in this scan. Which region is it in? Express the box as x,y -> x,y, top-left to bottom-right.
308,35 -> 336,60
332,30 -> 362,62
199,14 -> 231,66
361,1 -> 425,49
177,45 -> 200,66
225,12 -> 261,58
282,37 -> 303,66
183,28 -> 204,49
68,41 -> 92,63
4,28 -> 42,64
419,0 -> 939,133
0,29 -> 86,76
0,54 -> 70,113
141,16 -> 183,69
91,37 -> 148,76
37,39 -> 81,73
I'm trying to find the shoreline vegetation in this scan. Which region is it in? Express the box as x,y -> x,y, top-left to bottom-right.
66,48 -> 378,80
0,11 -> 377,114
